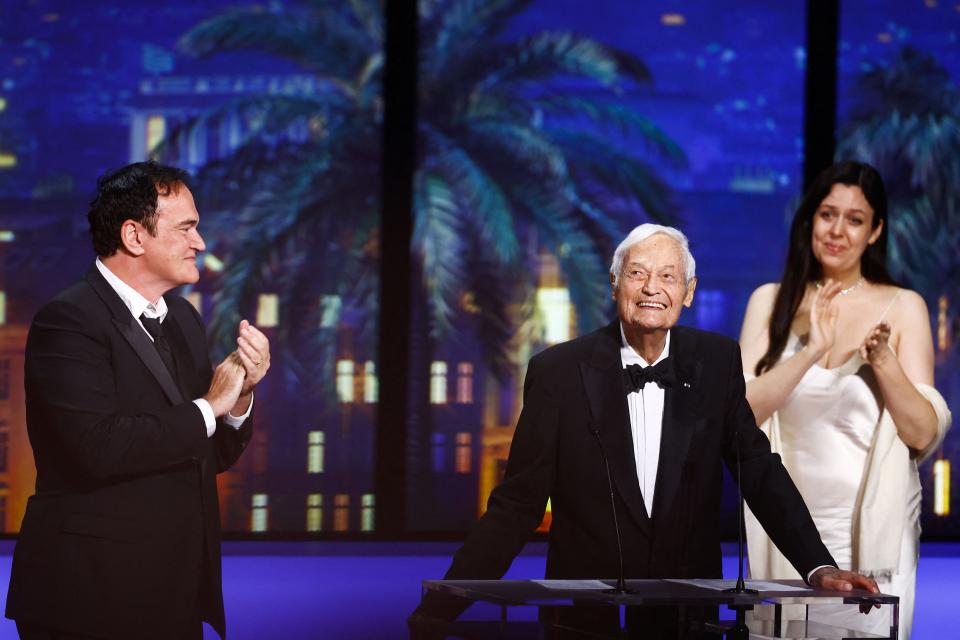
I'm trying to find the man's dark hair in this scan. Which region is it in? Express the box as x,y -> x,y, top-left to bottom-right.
87,161 -> 190,257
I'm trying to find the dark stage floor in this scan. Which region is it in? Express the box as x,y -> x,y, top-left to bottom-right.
0,541 -> 956,639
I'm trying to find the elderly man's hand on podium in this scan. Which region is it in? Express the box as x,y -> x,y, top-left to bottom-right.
809,566 -> 882,614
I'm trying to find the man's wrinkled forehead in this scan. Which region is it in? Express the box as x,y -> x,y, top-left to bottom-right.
623,235 -> 684,267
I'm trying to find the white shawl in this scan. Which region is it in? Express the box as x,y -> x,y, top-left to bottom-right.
745,383 -> 951,580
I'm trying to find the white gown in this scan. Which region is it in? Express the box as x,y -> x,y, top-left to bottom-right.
774,331 -> 918,638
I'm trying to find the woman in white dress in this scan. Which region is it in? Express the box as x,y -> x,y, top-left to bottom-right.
739,161 -> 951,639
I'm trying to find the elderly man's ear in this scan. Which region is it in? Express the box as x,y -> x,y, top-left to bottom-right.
683,277 -> 697,308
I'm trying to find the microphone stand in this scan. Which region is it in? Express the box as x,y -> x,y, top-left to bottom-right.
591,428 -> 635,595
723,427 -> 757,640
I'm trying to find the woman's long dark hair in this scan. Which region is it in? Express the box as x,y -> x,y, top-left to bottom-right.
754,161 -> 898,376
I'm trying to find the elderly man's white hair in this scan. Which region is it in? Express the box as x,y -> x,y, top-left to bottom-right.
609,223 -> 697,287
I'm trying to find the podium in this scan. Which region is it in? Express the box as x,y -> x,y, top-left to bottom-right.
420,578 -> 898,639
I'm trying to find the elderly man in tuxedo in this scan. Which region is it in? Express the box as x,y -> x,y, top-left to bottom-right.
6,162 -> 270,640
410,223 -> 878,637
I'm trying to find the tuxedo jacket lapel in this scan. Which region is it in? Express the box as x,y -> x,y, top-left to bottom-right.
652,327 -> 703,521
161,312 -> 197,396
162,307 -> 214,484
85,267 -> 184,405
579,322 -> 652,536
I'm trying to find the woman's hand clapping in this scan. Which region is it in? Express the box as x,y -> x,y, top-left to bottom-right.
806,280 -> 842,360
860,321 -> 893,367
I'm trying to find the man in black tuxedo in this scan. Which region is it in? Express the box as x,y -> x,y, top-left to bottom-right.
5,162 -> 270,639
411,224 -> 878,637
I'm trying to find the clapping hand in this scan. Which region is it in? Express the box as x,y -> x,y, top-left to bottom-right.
807,280 -> 841,359
204,354 -> 247,417
860,321 -> 892,367
233,319 -> 270,394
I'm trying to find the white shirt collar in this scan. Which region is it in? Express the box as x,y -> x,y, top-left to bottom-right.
619,323 -> 670,367
95,258 -> 168,322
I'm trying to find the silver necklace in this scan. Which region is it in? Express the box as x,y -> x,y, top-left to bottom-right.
815,277 -> 864,296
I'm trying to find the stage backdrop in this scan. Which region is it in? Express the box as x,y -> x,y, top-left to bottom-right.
405,0 -> 808,533
0,0 -> 957,538
835,0 -> 960,538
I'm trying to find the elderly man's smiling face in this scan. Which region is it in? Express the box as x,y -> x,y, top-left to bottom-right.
612,233 -> 696,333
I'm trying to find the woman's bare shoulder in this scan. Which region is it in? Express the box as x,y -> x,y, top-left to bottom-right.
867,285 -> 929,331
745,283 -> 780,316
873,284 -> 925,308
741,283 -> 781,343
749,282 -> 780,304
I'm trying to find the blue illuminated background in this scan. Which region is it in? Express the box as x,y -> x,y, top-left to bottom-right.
406,0 -> 810,532
1,1 -> 960,639
0,0 -> 957,541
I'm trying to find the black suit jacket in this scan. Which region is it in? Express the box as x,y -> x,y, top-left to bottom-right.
5,266 -> 252,639
442,322 -> 833,586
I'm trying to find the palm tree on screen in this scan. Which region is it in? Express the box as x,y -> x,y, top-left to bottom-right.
161,0 -> 684,392
837,46 -> 960,311
837,46 -> 960,537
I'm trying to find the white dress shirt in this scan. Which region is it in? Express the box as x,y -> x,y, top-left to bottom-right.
95,258 -> 251,436
619,323 -> 671,519
619,322 -> 830,583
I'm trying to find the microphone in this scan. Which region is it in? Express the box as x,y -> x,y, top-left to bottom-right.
590,426 -> 634,595
723,425 -> 757,640
722,425 -> 757,596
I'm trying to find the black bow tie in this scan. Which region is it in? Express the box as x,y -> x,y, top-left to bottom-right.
623,359 -> 675,393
